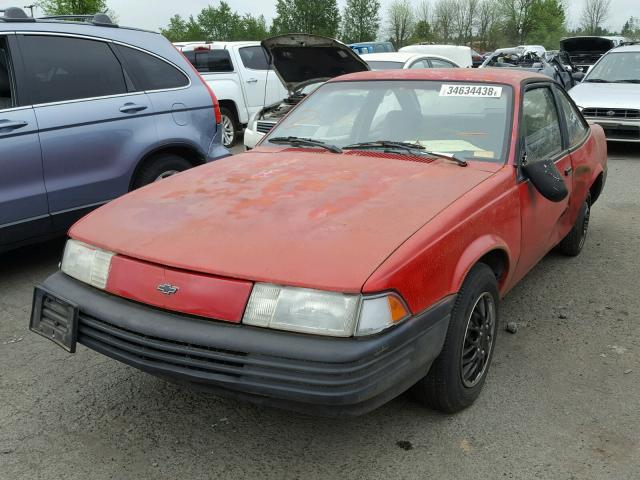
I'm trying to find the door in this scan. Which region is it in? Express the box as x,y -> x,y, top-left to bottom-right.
515,85 -> 574,277
18,34 -> 156,228
0,34 -> 49,245
236,45 -> 286,118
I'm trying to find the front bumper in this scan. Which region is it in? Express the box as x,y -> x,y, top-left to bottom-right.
33,272 -> 452,416
585,118 -> 640,142
243,126 -> 265,149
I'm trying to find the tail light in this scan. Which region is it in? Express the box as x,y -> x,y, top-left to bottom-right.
175,45 -> 222,125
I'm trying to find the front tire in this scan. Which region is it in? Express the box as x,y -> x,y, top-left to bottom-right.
412,263 -> 499,413
557,195 -> 591,257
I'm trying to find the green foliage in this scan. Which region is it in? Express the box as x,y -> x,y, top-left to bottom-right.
272,0 -> 341,37
160,1 -> 269,42
621,17 -> 640,39
341,0 -> 381,44
527,0 -> 566,49
38,0 -> 113,16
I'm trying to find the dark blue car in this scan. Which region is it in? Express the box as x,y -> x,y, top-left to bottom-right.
0,8 -> 229,252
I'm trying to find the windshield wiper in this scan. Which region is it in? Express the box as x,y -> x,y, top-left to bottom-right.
612,79 -> 640,84
344,141 -> 467,167
268,136 -> 342,153
584,78 -> 610,83
343,140 -> 426,152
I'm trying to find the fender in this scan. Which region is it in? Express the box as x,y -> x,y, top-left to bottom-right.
451,235 -> 513,296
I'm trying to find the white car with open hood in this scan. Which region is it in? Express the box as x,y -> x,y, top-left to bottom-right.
243,34 -> 369,149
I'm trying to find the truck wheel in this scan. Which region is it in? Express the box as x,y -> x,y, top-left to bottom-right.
132,153 -> 192,189
412,263 -> 499,413
220,107 -> 238,148
557,195 -> 591,257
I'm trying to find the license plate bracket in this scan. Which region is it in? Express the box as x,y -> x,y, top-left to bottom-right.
29,287 -> 79,353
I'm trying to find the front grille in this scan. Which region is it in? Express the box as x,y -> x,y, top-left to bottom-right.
582,108 -> 640,119
256,121 -> 276,134
77,314 -> 413,393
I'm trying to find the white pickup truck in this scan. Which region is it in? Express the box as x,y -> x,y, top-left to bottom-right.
176,41 -> 287,147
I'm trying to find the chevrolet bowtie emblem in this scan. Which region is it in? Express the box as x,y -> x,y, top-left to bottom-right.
157,283 -> 179,295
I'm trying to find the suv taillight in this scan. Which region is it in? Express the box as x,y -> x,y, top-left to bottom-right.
176,46 -> 222,125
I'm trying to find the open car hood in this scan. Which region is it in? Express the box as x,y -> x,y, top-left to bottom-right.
560,37 -> 614,54
261,34 -> 369,94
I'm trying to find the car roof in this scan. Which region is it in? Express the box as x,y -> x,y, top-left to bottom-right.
361,52 -> 457,63
611,44 -> 640,53
331,68 -> 549,86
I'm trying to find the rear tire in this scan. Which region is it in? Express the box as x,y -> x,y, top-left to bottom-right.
132,153 -> 192,189
412,263 -> 499,413
220,107 -> 239,148
557,194 -> 591,257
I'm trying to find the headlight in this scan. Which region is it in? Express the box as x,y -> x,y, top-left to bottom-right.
242,284 -> 410,337
61,239 -> 114,289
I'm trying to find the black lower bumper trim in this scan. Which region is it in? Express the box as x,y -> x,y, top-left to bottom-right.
35,272 -> 453,416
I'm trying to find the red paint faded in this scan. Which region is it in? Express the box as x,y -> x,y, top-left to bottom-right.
68,69 -> 608,319
106,255 -> 252,322
71,150 -> 499,295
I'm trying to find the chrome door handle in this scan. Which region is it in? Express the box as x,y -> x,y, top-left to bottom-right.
246,78 -> 258,84
0,120 -> 28,131
120,103 -> 148,114
564,167 -> 573,176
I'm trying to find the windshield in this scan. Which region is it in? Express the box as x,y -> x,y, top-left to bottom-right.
367,61 -> 405,70
264,80 -> 513,164
586,52 -> 640,82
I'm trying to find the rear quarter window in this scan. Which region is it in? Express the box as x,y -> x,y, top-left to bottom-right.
116,45 -> 189,91
184,49 -> 234,73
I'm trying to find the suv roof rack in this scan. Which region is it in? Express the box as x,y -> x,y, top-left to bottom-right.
0,7 -> 36,22
0,7 -> 117,27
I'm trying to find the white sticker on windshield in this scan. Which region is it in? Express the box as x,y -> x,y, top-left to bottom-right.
440,85 -> 503,98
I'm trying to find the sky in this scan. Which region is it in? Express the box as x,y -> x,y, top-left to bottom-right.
0,0 -> 635,33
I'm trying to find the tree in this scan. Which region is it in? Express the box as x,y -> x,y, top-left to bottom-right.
498,0 -> 539,45
580,0 -> 611,35
161,15 -> 204,42
528,0 -> 566,48
38,0 -> 114,16
341,0 -> 381,44
272,0 -> 341,38
477,0 -> 502,49
197,2 -> 243,41
433,0 -> 457,43
621,16 -> 640,39
454,0 -> 480,45
411,0 -> 432,43
386,0 -> 415,48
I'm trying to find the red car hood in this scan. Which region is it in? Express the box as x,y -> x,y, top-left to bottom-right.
70,150 -> 499,292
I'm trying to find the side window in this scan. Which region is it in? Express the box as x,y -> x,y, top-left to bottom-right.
522,87 -> 563,163
116,45 -> 189,91
409,59 -> 430,69
557,89 -> 589,147
21,35 -> 127,104
239,46 -> 269,70
185,48 -> 233,73
430,58 -> 456,68
0,38 -> 13,109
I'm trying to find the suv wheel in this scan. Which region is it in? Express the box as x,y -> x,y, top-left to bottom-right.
220,107 -> 238,148
132,153 -> 192,189
411,263 -> 499,413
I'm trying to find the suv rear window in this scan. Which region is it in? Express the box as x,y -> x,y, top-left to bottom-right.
115,45 -> 189,91
183,48 -> 234,73
20,35 -> 127,104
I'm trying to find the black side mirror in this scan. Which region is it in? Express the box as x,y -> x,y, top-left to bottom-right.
522,158 -> 569,202
572,72 -> 585,82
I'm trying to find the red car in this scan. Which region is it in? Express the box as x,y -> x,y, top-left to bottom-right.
30,69 -> 607,416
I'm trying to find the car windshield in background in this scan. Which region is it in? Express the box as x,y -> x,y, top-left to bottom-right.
586,52 -> 640,83
367,61 -> 405,70
265,80 -> 513,164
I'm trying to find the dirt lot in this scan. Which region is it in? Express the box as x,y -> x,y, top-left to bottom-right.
1,144 -> 638,480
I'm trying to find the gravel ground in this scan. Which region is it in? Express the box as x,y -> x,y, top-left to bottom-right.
1,143 -> 638,480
